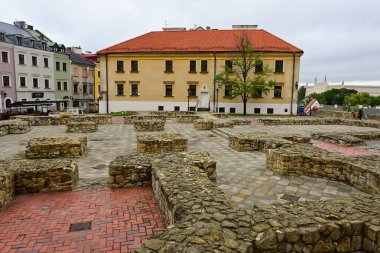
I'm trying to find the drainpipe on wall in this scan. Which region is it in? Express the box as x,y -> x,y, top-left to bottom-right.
105,54 -> 109,114
290,52 -> 296,115
213,52 -> 217,112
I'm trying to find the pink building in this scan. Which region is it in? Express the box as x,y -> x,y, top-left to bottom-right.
0,40 -> 16,112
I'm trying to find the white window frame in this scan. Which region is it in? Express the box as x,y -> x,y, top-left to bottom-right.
1,51 -> 9,63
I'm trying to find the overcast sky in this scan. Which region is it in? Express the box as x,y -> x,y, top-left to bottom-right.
1,0 -> 380,84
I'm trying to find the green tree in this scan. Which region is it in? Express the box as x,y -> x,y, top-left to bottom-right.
298,86 -> 306,103
371,96 -> 380,106
215,33 -> 275,115
307,88 -> 357,106
343,93 -> 372,106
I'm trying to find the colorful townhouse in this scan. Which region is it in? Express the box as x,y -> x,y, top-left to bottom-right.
0,30 -> 16,112
97,26 -> 303,114
24,24 -> 72,110
67,47 -> 95,110
80,52 -> 100,112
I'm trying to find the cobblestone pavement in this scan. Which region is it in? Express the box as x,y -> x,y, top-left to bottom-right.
0,121 -> 375,208
0,187 -> 164,253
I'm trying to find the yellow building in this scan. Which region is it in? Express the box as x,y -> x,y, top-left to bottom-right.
97,26 -> 303,114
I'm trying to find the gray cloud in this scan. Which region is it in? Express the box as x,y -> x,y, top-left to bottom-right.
1,0 -> 379,83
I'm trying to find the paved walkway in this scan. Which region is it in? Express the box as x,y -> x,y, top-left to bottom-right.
0,121 -> 376,209
0,188 -> 164,253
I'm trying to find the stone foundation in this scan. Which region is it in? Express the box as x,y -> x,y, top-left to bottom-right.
25,137 -> 87,159
266,144 -> 380,194
176,115 -> 201,123
0,120 -> 31,136
133,120 -> 165,131
137,133 -> 187,154
0,168 -> 14,211
0,159 -> 78,210
229,133 -> 294,152
312,110 -> 353,119
258,117 -> 380,128
149,111 -> 195,118
311,132 -> 365,146
11,115 -> 112,126
66,122 -> 98,133
124,115 -> 166,124
368,114 -> 380,121
108,151 -> 216,188
193,119 -> 214,130
213,113 -> 229,119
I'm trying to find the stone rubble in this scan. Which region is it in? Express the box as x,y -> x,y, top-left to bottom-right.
137,132 -> 187,154
11,115 -> 112,126
0,120 -> 31,137
134,120 -> 165,131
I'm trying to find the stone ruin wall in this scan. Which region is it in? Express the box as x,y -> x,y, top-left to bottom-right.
266,144 -> 380,194
312,110 -> 353,119
0,159 -> 78,210
11,115 -> 112,126
133,120 -> 165,131
66,122 -> 98,133
25,137 -> 87,159
124,115 -> 166,124
0,120 -> 31,137
137,133 -> 187,154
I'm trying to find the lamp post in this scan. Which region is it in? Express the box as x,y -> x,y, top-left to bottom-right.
187,88 -> 190,112
216,88 -> 219,113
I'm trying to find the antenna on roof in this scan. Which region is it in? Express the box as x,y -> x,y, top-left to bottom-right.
164,20 -> 168,28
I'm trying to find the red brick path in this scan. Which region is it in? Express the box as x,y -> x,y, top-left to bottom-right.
0,188 -> 164,253
313,140 -> 380,156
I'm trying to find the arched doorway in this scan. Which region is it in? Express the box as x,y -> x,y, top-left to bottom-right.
4,98 -> 12,109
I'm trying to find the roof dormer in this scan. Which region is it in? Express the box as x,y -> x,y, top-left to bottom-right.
0,33 -> 4,42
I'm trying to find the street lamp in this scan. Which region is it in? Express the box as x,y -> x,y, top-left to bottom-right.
187,88 -> 190,112
216,88 -> 219,112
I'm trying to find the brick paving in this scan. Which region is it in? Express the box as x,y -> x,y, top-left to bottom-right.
0,188 -> 164,253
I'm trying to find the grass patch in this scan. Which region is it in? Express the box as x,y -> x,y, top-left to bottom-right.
109,111 -> 137,116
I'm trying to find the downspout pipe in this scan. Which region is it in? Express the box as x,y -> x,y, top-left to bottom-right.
105,54 -> 109,114
213,52 -> 216,112
290,52 -> 296,115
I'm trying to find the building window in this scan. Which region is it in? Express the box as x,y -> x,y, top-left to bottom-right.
188,85 -> 196,97
255,61 -> 263,73
274,85 -> 282,98
83,84 -> 87,94
44,58 -> 49,67
229,108 -> 236,113
158,106 -> 164,111
189,60 -> 196,73
2,76 -> 10,87
225,60 -> 233,71
19,54 -> 25,64
254,108 -> 261,114
63,82 -> 68,90
42,42 -> 47,50
82,69 -> 88,78
97,71 -> 100,78
174,106 -> 180,111
267,108 -> 274,114
0,33 -> 4,41
1,51 -> 8,63
116,61 -> 124,72
219,107 -> 225,113
131,60 -> 138,72
285,108 -> 288,113
131,84 -> 138,96
73,67 -> 79,77
30,39 -> 35,48
20,77 -> 26,87
224,85 -> 232,97
189,106 -> 196,112
275,60 -> 283,73
165,84 -> 173,97
16,36 -> 22,45
201,60 -> 208,73
116,83 -> 124,96
89,69 -> 93,77
74,84 -> 78,94
57,81 -> 62,90
63,62 -> 67,71
33,78 -> 38,88
165,60 -> 173,72
44,79 -> 50,89
56,62 -> 60,71
32,56 -> 37,66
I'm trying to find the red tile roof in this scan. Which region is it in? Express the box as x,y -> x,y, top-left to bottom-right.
97,29 -> 303,54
